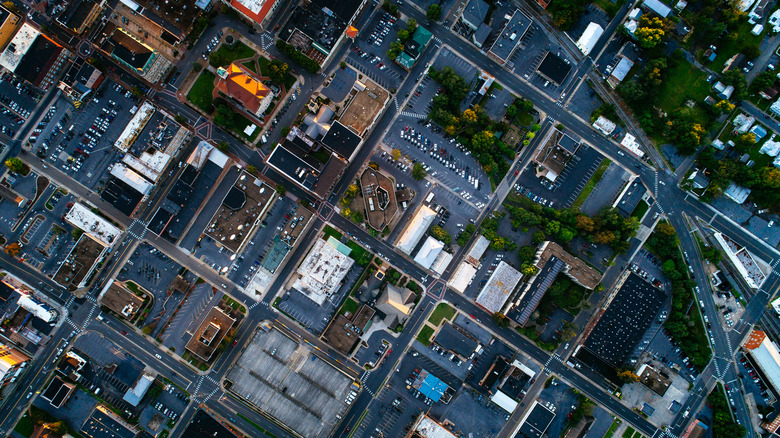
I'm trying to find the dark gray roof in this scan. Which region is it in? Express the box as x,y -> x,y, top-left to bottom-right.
434,323 -> 479,357
473,24 -> 491,46
462,0 -> 489,27
617,181 -> 646,217
536,52 -> 571,85
519,403 -> 555,438
489,10 -> 532,61
321,121 -> 361,159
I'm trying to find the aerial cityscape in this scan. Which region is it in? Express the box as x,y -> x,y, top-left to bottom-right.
0,0 -> 776,436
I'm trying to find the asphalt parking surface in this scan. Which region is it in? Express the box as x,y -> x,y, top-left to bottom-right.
514,143 -> 604,209
346,12 -> 407,91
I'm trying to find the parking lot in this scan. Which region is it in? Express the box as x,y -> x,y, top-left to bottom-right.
0,72 -> 40,138
160,282 -> 222,355
514,143 -> 604,209
346,12 -> 408,91
536,380 -> 581,438
36,80 -> 140,191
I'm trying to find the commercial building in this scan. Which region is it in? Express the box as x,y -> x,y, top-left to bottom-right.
224,0 -> 281,27
216,63 -> 275,118
411,369 -> 453,403
395,205 -> 437,254
0,23 -> 72,91
608,56 -> 634,88
42,376 -> 76,408
81,405 -> 140,438
414,236 -> 445,270
96,22 -> 171,83
577,272 -> 665,372
323,304 -> 374,354
0,4 -> 21,52
56,0 -> 105,34
99,280 -> 147,321
204,171 -> 275,253
226,326 -> 358,438
488,10 -> 532,64
448,263 -> 478,293
335,77 -> 389,137
743,329 -> 780,395
265,131 -> 348,200
0,343 -> 30,387
475,261 -> 522,314
280,0 -> 369,66
107,0 -> 183,61
517,401 -> 556,438
64,203 -> 121,247
53,234 -> 107,292
185,305 -> 236,362
123,373 -> 155,406
360,168 -> 398,231
713,231 -> 767,289
16,293 -> 57,323
536,52 -> 572,86
575,23 -> 604,56
292,236 -> 355,305
408,415 -> 458,438
461,0 -> 489,30
432,323 -> 479,359
320,121 -> 363,162
509,241 -> 601,326
592,116 -> 616,136
58,57 -> 104,106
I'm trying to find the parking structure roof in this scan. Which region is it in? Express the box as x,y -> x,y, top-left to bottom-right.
536,52 -> 572,86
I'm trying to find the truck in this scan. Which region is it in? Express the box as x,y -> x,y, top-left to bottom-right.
425,192 -> 435,203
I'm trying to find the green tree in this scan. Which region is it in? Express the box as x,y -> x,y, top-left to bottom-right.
427,4 -> 442,20
4,157 -> 28,175
267,60 -> 290,84
518,245 -> 536,263
3,242 -> 20,257
192,62 -> 203,73
412,162 -> 427,180
213,105 -> 234,127
532,230 -> 545,244
217,141 -> 229,153
276,184 -> 286,195
635,17 -> 666,48
493,312 -> 510,327
131,86 -> 144,98
430,225 -> 452,244
246,165 -> 258,174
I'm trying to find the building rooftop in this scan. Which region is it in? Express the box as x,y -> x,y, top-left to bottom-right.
462,0 -> 489,28
182,410 -> 238,438
100,280 -> 146,320
230,0 -> 278,24
412,369 -> 451,403
434,323 -> 479,358
518,401 -> 555,438
414,236 -> 445,269
0,5 -> 20,53
216,63 -> 272,114
115,101 -> 155,152
339,78 -> 388,137
575,23 -> 604,55
323,304 -> 375,354
123,373 -> 154,406
617,180 -> 646,217
396,205 -> 437,254
266,136 -> 347,199
413,415 -> 457,438
375,283 -> 416,327
42,375 -> 75,408
489,10 -> 532,62
110,163 -> 153,195
0,23 -> 38,72
205,172 -> 274,253
293,237 -> 355,305
475,261 -> 522,313
64,203 -> 122,247
185,306 -> 236,362
534,129 -> 578,182
226,327 -> 357,438
448,262 -> 478,293
52,234 -> 105,292
81,405 -> 139,438
320,121 -> 362,160
580,272 -> 665,368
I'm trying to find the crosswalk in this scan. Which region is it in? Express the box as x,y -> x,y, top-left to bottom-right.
400,111 -> 426,119
65,318 -> 82,332
360,370 -> 371,383
128,220 -> 147,240
260,32 -> 274,50
433,36 -> 442,45
393,96 -> 400,111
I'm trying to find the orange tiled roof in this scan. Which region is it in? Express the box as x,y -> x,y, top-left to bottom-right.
744,329 -> 767,350
216,63 -> 270,114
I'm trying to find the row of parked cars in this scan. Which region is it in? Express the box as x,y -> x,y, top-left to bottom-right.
367,13 -> 396,47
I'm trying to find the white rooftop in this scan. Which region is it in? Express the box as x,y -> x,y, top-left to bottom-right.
431,250 -> 453,275
724,182 -> 751,204
292,237 -> 354,305
396,206 -> 437,254
491,390 -> 518,413
235,0 -> 271,15
621,133 -> 645,157
111,163 -> 153,195
64,203 -> 122,247
761,137 -> 780,157
115,102 -> 154,152
466,235 -> 490,266
414,236 -> 444,269
575,23 -> 603,55
414,416 -> 457,438
592,116 -> 616,135
0,23 -> 39,73
448,263 -> 478,294
748,334 -> 780,393
476,261 -> 522,313
17,294 -> 55,323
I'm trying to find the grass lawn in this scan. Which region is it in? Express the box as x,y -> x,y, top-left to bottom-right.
213,42 -> 255,64
428,303 -> 456,326
516,111 -> 534,127
187,71 -> 215,113
631,199 -> 649,219
417,326 -> 435,346
622,427 -> 636,438
323,225 -> 343,241
257,56 -> 297,89
346,241 -> 371,265
338,298 -> 360,316
709,19 -> 767,71
13,413 -> 33,438
217,110 -> 260,142
242,60 -> 258,73
572,158 -> 611,210
657,60 -> 710,114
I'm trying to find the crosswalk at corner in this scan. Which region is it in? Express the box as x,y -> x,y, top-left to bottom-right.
400,111 -> 426,119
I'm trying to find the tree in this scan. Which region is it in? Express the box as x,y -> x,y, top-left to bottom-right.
406,18 -> 417,34
635,16 -> 666,48
430,225 -> 452,244
46,421 -> 67,435
174,114 -> 187,124
427,4 -> 442,20
532,231 -> 546,245
217,141 -> 229,153
5,157 -> 28,175
471,130 -> 495,151
412,162 -> 427,180
617,369 -> 640,383
213,105 -> 234,127
518,245 -> 536,263
131,86 -> 144,98
391,148 -> 402,161
521,262 -> 539,276
714,100 -> 735,114
267,60 -> 290,84
505,105 -> 518,119
3,242 -> 20,257
246,165 -> 258,174
351,210 -> 364,223
192,62 -> 203,73
276,184 -> 286,195
345,184 -> 360,199
493,312 -> 510,328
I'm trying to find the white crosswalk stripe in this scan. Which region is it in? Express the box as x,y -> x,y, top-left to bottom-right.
400,111 -> 425,119
65,318 -> 82,332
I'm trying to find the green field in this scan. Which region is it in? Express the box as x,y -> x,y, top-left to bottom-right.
631,199 -> 649,219
338,298 -> 359,316
657,60 -> 710,115
417,326 -> 435,346
213,42 -> 255,64
709,19 -> 767,71
187,71 -> 216,113
323,225 -> 343,241
242,60 -> 258,73
428,303 -> 456,326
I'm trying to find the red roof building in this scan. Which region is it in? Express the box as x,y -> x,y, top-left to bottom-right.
225,0 -> 279,26
216,63 -> 274,117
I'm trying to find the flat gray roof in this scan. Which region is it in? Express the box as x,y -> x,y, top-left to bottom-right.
227,328 -> 356,437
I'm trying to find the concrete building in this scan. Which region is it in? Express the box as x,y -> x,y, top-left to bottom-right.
461,0 -> 489,30
488,10 -> 532,64
292,237 -> 355,305
395,205 -> 437,254
0,23 -> 72,91
224,0 -> 280,27
375,283 -> 416,326
743,329 -> 780,395
413,236 -> 445,269
0,343 -> 29,386
575,23 -> 603,56
216,63 -> 275,118
475,261 -> 522,313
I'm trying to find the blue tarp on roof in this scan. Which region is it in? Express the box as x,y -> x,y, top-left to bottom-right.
412,370 -> 449,402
